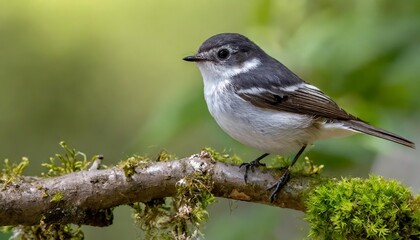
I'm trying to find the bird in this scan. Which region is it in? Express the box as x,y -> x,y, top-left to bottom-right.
183,33 -> 415,202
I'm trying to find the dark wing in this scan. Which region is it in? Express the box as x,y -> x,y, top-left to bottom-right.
236,83 -> 360,121
230,56 -> 415,148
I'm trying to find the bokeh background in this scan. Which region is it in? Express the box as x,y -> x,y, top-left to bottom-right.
1,0 -> 419,239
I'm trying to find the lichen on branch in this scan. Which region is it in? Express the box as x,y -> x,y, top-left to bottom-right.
132,152 -> 215,240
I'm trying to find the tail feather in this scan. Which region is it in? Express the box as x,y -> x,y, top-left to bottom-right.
344,120 -> 415,149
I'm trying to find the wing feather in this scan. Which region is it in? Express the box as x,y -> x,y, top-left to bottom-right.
236,83 -> 360,121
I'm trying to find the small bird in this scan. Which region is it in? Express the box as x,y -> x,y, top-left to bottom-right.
183,33 -> 415,202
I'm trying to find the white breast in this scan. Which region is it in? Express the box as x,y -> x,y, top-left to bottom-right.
203,78 -> 320,154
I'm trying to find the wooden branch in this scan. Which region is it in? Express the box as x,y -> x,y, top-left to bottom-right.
0,153 -> 322,227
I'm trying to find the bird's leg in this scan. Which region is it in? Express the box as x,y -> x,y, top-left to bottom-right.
268,145 -> 307,202
240,153 -> 269,183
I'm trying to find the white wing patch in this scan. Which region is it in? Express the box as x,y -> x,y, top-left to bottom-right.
236,83 -> 325,96
236,86 -> 267,95
281,83 -> 304,92
236,83 -> 304,96
236,82 -> 319,96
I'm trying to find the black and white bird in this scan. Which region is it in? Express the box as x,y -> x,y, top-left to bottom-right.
183,33 -> 415,202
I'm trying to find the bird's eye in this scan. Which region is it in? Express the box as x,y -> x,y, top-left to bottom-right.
217,49 -> 230,60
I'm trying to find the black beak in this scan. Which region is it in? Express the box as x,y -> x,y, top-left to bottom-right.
183,55 -> 206,62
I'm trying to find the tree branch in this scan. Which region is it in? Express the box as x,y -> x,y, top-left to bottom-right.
0,153 -> 322,227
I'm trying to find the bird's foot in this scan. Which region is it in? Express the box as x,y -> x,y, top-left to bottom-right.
267,168 -> 291,203
239,160 -> 266,183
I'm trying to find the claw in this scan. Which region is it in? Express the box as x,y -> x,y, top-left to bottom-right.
239,153 -> 269,183
268,169 -> 291,203
267,145 -> 307,202
239,160 -> 266,183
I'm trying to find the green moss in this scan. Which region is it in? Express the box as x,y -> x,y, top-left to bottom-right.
42,141 -> 91,177
264,155 -> 289,169
0,226 -> 13,234
202,147 -> 243,165
117,155 -> 150,178
301,156 -> 324,175
35,141 -> 107,238
306,175 -> 420,239
267,155 -> 324,175
3,157 -> 29,176
51,192 -> 64,203
0,157 -> 29,187
11,222 -> 84,240
117,151 -> 176,177
156,150 -> 177,162
100,208 -> 114,222
0,141 -> 113,239
132,160 -> 215,240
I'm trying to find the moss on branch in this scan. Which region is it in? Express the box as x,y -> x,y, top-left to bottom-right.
0,143 -> 418,240
306,175 -> 420,239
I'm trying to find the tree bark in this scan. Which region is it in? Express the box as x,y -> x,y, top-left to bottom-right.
0,153 -> 322,227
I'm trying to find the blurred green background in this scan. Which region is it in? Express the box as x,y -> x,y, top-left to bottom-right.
1,0 -> 419,239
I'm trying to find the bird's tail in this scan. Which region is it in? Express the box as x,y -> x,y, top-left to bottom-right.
344,120 -> 415,149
